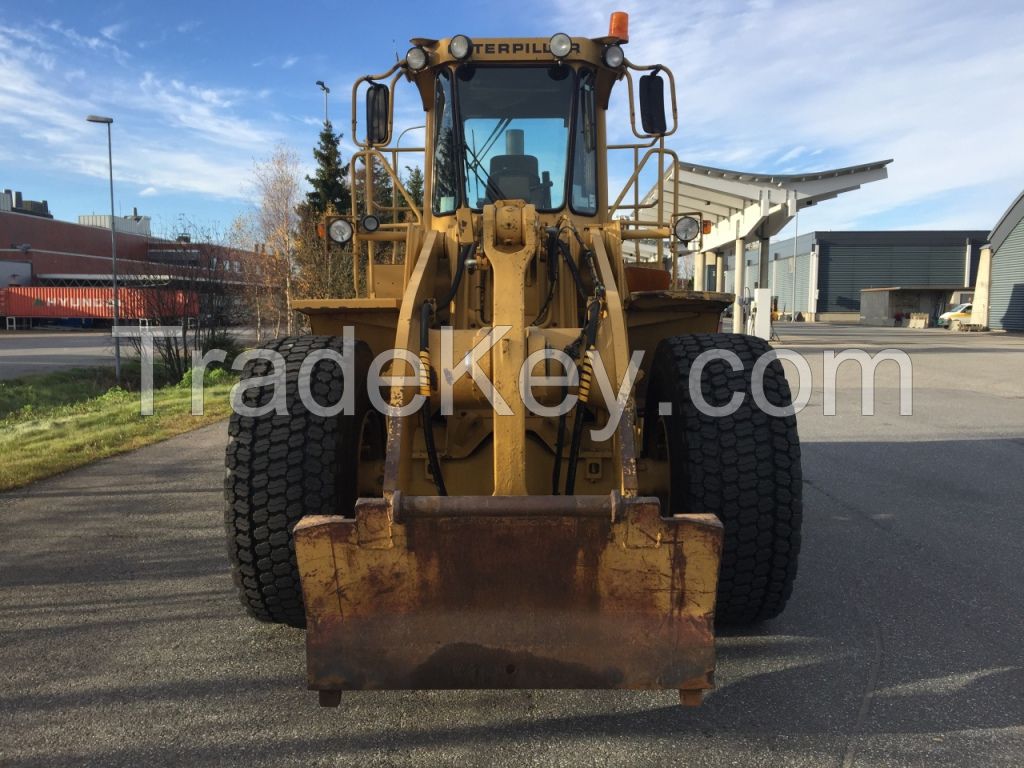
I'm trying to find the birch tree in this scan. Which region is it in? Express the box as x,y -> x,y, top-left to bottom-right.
251,144 -> 302,335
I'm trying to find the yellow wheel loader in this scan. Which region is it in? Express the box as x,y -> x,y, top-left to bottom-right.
225,13 -> 802,707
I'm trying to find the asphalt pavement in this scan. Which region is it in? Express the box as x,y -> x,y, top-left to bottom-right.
0,331 -> 117,379
1,326 -> 1022,767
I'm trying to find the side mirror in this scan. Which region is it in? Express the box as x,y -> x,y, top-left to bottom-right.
366,83 -> 390,145
638,73 -> 667,135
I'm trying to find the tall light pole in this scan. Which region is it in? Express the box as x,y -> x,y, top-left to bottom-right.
86,114 -> 121,387
396,125 -> 425,146
315,80 -> 330,124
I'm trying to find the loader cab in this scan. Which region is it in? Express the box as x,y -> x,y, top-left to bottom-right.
344,30 -> 680,236
325,25 -> 696,301
431,64 -> 598,216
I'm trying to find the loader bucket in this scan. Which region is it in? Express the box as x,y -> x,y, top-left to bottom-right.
294,492 -> 723,705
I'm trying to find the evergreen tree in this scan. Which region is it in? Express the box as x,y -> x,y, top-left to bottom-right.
404,165 -> 425,209
305,120 -> 350,215
293,121 -> 355,300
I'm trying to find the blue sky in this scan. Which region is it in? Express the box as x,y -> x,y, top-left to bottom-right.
2,0 -> 1022,241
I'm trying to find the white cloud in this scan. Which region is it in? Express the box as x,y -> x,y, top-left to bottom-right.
282,56 -> 298,70
553,0 -> 1024,229
136,72 -> 276,148
0,24 -> 57,70
100,23 -> 126,41
0,23 -> 282,205
45,20 -> 130,65
776,146 -> 808,164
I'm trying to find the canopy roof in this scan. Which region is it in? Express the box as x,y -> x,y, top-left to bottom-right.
638,159 -> 892,253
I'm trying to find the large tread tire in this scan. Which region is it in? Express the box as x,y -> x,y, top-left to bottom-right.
646,333 -> 803,626
224,335 -> 377,628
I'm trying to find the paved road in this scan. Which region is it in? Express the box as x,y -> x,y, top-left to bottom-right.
1,329 -> 1022,766
0,331 -> 116,379
0,328 -> 260,380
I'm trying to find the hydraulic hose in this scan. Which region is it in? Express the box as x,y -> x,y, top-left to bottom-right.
563,298 -> 602,496
419,300 -> 447,496
532,228 -> 561,326
439,242 -> 475,310
418,243 -> 474,497
561,239 -> 588,300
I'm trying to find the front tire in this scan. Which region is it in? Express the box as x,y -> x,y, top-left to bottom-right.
224,335 -> 381,627
645,333 -> 803,626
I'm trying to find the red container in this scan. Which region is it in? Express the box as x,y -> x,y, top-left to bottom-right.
0,287 -> 196,320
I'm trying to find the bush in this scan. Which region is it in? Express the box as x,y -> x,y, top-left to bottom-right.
178,364 -> 237,389
202,330 -> 246,369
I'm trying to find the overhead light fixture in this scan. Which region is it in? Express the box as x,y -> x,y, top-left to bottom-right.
602,44 -> 625,68
548,33 -> 572,59
406,46 -> 429,71
327,218 -> 354,245
448,34 -> 472,60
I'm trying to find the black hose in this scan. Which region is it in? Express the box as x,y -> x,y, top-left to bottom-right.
564,299 -> 602,496
532,229 -> 561,327
419,300 -> 447,496
439,242 -> 475,310
561,239 -> 588,299
418,243 -> 474,497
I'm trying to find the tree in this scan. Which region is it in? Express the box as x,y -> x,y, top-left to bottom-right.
131,218 -> 240,381
293,200 -> 354,299
305,121 -> 350,216
251,144 -> 302,335
404,165 -> 425,210
228,213 -> 284,344
294,121 -> 355,300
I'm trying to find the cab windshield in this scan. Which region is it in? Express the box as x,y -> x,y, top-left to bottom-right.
431,65 -> 596,214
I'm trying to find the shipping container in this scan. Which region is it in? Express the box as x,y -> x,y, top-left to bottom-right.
0,287 -> 196,320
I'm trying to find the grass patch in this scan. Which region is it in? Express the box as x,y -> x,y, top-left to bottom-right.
0,365 -> 237,491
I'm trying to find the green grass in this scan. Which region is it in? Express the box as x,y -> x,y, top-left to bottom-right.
0,364 -> 237,491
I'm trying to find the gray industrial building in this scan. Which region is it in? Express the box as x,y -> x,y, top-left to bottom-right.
723,230 -> 988,322
983,191 -> 1024,331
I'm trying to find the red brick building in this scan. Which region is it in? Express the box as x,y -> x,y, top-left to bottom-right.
1,197 -> 255,325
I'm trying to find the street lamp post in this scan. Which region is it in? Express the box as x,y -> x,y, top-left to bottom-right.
86,114 -> 121,387
396,125 -> 426,146
315,80 -> 330,124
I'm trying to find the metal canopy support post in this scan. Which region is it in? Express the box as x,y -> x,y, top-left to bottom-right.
715,253 -> 725,292
693,251 -> 707,290
758,237 -> 770,289
791,207 -> 799,320
732,238 -> 745,334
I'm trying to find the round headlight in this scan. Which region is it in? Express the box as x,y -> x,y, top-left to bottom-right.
603,44 -> 625,68
548,33 -> 573,59
448,34 -> 472,60
328,218 -> 354,245
361,214 -> 380,233
674,216 -> 701,243
406,46 -> 428,71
